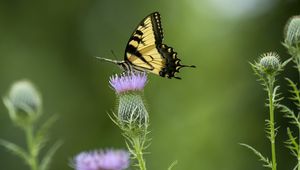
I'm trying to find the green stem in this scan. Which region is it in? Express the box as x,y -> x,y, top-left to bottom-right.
297,51 -> 300,170
25,126 -> 38,170
268,77 -> 277,170
132,136 -> 146,170
298,124 -> 300,170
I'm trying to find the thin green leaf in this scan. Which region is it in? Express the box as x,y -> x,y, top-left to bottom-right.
0,139 -> 30,165
278,104 -> 300,126
107,112 -> 121,129
272,86 -> 280,101
282,58 -> 293,67
285,128 -> 299,157
39,140 -> 63,170
167,160 -> 178,170
36,115 -> 59,140
293,164 -> 298,170
240,143 -> 272,168
35,115 -> 59,154
286,78 -> 300,105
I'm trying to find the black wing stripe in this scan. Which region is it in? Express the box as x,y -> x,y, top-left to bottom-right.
135,30 -> 143,36
150,12 -> 163,44
126,45 -> 141,57
130,36 -> 142,43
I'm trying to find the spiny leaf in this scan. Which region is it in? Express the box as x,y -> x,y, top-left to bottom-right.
0,139 -> 30,165
39,140 -> 63,170
240,143 -> 272,168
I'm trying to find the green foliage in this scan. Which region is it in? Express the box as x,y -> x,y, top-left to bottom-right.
284,15 -> 300,47
1,80 -> 61,170
280,15 -> 300,170
39,140 -> 63,170
110,108 -> 150,170
167,161 -> 178,170
0,139 -> 30,165
285,128 -> 298,158
280,78 -> 300,169
244,53 -> 290,170
286,78 -> 300,107
240,143 -> 272,168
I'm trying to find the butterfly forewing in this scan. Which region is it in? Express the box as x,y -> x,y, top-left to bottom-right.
125,12 -> 164,71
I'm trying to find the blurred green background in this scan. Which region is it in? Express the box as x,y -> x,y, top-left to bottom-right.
0,0 -> 299,169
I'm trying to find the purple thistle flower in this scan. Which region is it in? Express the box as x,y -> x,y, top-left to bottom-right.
73,149 -> 130,170
109,72 -> 147,94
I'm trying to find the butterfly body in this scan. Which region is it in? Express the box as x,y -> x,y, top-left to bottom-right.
97,12 -> 195,79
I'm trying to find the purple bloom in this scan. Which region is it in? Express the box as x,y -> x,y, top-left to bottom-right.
109,72 -> 147,94
73,149 -> 130,170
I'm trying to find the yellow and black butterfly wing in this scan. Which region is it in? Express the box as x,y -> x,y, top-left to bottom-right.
124,12 -> 195,79
124,12 -> 163,71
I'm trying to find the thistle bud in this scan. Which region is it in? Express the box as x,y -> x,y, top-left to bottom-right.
3,80 -> 42,127
110,72 -> 148,129
284,15 -> 300,46
259,52 -> 281,75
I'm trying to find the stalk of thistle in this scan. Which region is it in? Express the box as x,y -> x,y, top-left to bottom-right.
241,52 -> 289,170
1,80 -> 62,170
109,71 -> 149,170
283,15 -> 300,74
280,15 -> 300,170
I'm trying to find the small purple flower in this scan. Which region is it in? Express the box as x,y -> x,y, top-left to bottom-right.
109,72 -> 147,94
73,149 -> 130,170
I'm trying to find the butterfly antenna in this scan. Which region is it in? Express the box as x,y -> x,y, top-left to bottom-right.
94,56 -> 122,64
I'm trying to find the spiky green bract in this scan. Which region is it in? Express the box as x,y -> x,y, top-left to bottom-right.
118,93 -> 149,129
110,92 -> 149,170
1,80 -> 62,170
259,53 -> 281,75
244,53 -> 288,170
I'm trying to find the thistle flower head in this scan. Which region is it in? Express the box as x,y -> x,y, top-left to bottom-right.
110,72 -> 147,94
258,52 -> 281,75
109,71 -> 149,130
73,149 -> 130,170
284,15 -> 300,46
3,80 -> 42,127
